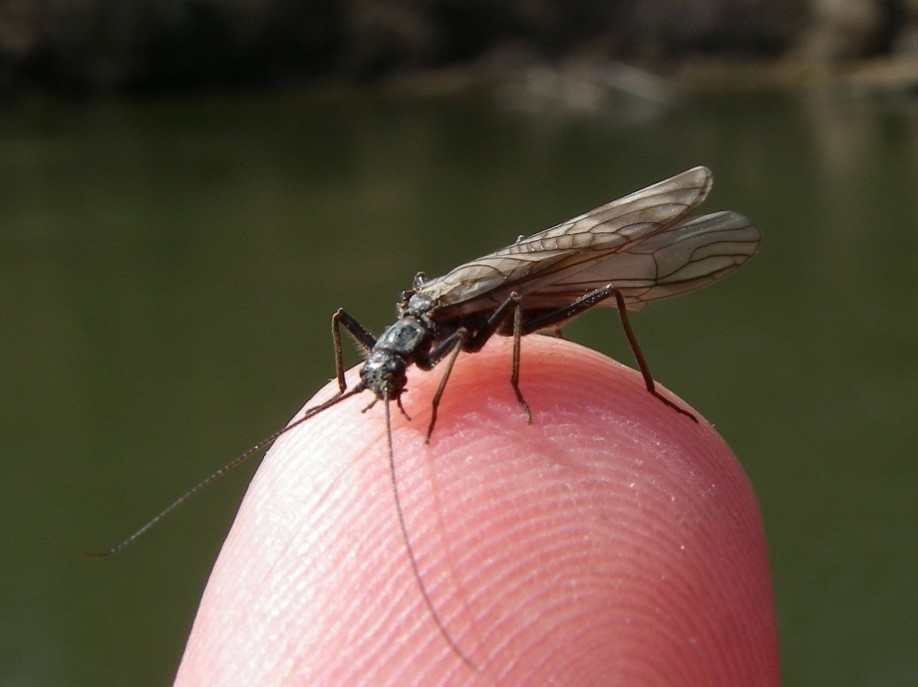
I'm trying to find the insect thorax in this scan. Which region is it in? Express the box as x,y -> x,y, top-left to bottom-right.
360,316 -> 432,398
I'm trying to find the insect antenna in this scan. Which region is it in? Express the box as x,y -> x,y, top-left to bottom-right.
84,384 -> 367,559
382,393 -> 480,672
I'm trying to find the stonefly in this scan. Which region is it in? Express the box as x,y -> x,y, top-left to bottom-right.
89,165 -> 761,670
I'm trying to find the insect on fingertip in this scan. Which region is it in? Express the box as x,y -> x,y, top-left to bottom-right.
95,166 -> 757,669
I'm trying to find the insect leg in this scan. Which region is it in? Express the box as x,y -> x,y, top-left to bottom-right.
463,292 -> 532,424
332,308 -> 377,392
463,292 -> 519,352
422,292 -> 537,440
421,327 -> 468,442
520,285 -> 698,422
608,289 -> 697,422
420,291 -> 526,439
510,294 -> 532,423
518,286 -> 617,335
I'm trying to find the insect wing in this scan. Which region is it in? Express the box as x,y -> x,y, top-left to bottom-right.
500,210 -> 761,311
420,166 -> 716,318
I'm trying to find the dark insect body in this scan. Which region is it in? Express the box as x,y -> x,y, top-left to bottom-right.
90,166 -> 761,670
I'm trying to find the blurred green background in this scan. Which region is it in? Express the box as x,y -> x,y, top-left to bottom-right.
1,51 -> 917,687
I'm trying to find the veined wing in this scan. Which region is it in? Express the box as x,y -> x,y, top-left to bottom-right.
508,210 -> 760,311
420,167 -> 759,318
420,167 -> 713,313
430,209 -> 759,317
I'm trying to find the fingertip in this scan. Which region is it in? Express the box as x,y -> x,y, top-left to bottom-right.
178,336 -> 778,685
402,336 -> 778,684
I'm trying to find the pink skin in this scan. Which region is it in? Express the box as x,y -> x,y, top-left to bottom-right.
175,335 -> 779,686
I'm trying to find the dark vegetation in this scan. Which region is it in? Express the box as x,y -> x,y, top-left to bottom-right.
0,0 -> 914,97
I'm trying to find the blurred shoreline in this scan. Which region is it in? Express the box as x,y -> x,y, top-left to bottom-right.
0,0 -> 916,100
